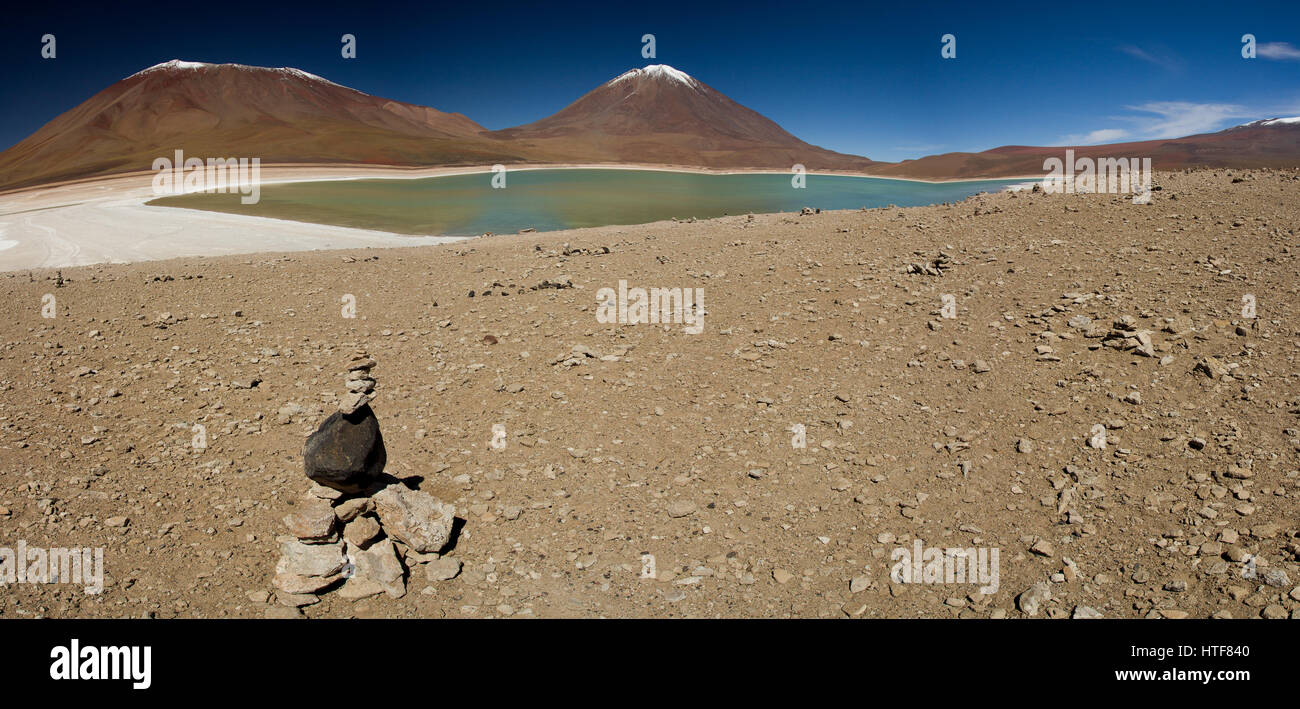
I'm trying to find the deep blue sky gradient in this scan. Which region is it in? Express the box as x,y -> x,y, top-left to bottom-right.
4,0 -> 1299,161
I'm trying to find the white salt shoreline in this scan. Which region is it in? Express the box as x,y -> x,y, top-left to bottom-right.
0,164 -> 1035,272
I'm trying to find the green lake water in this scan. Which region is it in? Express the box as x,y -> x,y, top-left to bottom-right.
147,168 -> 1026,235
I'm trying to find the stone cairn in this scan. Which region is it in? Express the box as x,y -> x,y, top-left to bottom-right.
272,352 -> 460,606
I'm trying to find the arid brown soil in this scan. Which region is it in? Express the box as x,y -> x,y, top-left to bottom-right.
1,168 -> 1297,619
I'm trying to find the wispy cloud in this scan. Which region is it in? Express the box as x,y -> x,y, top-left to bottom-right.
1062,128 -> 1131,144
1258,42 -> 1300,60
1122,101 -> 1250,138
1060,102 -> 1252,145
1118,45 -> 1180,72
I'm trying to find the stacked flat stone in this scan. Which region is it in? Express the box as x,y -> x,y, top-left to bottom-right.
340,351 -> 377,414
272,480 -> 459,604
273,349 -> 462,607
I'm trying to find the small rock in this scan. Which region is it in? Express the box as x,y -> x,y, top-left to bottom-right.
425,557 -> 463,582
1262,569 -> 1290,588
1017,582 -> 1052,616
283,494 -> 337,541
343,515 -> 382,549
667,500 -> 697,518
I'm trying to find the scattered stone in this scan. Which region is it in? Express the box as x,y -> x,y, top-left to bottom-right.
425,557 -> 463,582
1017,582 -> 1051,616
1261,569 -> 1290,588
667,500 -> 697,518
1194,357 -> 1230,379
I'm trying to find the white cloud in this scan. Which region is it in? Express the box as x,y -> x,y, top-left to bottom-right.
1061,128 -> 1131,145
1058,102 -> 1255,145
1118,45 -> 1179,71
1121,101 -> 1251,138
1258,42 -> 1300,60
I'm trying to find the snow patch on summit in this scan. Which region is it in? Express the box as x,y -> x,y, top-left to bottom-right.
609,64 -> 700,90
129,59 -> 213,78
126,60 -> 354,92
1238,116 -> 1300,128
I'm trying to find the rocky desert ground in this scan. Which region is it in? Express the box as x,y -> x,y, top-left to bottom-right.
1,168 -> 1297,619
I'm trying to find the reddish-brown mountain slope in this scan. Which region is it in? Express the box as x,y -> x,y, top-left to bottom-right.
868,118 -> 1300,179
491,65 -> 877,170
0,60 -> 518,191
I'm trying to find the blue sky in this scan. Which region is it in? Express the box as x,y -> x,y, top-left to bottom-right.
4,0 -> 1300,161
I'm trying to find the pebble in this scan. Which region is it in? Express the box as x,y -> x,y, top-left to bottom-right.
667,500 -> 697,518
1261,569 -> 1290,588
425,557 -> 463,582
1016,582 -> 1051,616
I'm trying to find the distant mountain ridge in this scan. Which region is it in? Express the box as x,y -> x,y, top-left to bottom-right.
866,119 -> 1300,180
1,60 -> 1298,192
0,60 -> 511,191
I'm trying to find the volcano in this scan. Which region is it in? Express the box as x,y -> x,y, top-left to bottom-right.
490,65 -> 877,170
0,60 -> 519,191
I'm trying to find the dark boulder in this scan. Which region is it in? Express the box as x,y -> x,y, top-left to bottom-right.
303,404 -> 386,493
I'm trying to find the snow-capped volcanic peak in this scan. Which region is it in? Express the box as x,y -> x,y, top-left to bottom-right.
126,60 -> 349,90
1238,116 -> 1300,128
129,59 -> 213,77
609,64 -> 699,88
